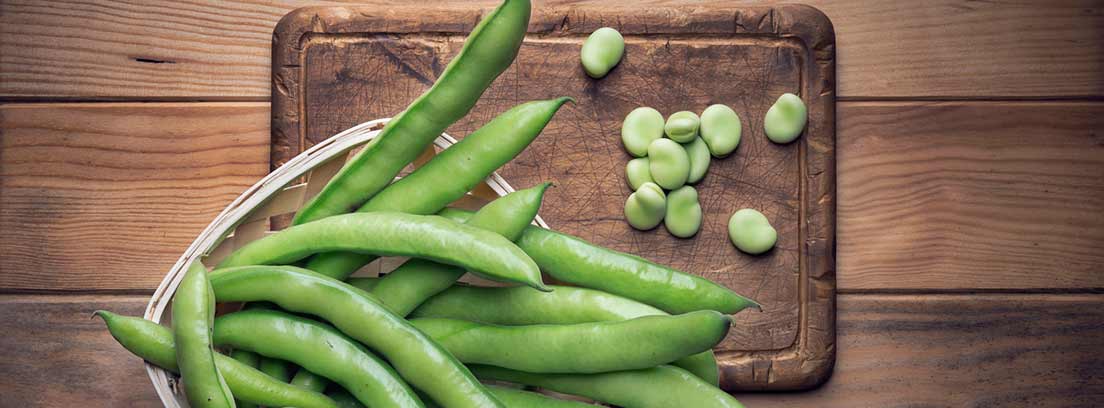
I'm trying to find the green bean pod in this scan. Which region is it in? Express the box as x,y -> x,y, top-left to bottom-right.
291,369 -> 330,393
487,386 -> 596,407
94,311 -> 338,408
228,350 -> 260,408
408,284 -> 721,385
213,309 -> 423,408
369,183 -> 549,316
172,261 -> 235,408
411,310 -> 730,374
470,365 -> 745,408
259,358 -> 291,382
216,212 -> 546,291
209,266 -> 504,408
292,0 -> 531,225
306,98 -> 571,280
438,209 -> 758,314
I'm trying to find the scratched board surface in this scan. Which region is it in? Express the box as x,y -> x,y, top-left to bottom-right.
273,4 -> 835,391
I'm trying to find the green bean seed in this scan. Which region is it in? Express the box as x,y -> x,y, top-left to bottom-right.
621,107 -> 664,157
664,111 -> 700,143
411,310 -> 731,373
647,138 -> 690,190
214,309 -> 422,408
368,183 -> 548,316
471,365 -> 746,408
684,137 -> 711,184
95,311 -> 338,408
728,208 -> 777,254
172,260 -> 234,408
580,27 -> 624,79
624,182 -> 666,230
306,97 -> 570,280
625,158 -> 654,190
292,0 -> 531,225
699,104 -> 742,157
409,284 -> 723,385
438,208 -> 759,314
664,186 -> 702,238
764,93 -> 807,144
209,266 -> 504,408
216,212 -> 546,291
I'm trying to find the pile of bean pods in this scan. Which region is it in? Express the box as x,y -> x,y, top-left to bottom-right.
99,2 -> 762,407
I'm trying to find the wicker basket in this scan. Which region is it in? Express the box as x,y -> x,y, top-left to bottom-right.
143,118 -> 548,407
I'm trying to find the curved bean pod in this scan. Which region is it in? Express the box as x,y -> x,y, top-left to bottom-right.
408,284 -> 721,385
470,365 -> 745,408
213,309 -> 422,408
488,386 -> 596,407
229,350 -> 261,408
292,0 -> 531,225
411,310 -> 731,373
291,369 -> 329,393
94,311 -> 338,408
172,260 -> 235,408
216,212 -> 546,291
369,183 -> 549,316
208,266 -> 504,408
306,98 -> 570,279
437,208 -> 758,314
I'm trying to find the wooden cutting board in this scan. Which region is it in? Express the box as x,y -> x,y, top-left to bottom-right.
271,3 -> 835,392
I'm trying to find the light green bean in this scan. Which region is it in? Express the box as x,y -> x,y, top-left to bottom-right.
764,93 -> 806,144
621,107 -> 664,157
728,208 -> 777,254
684,137 -> 710,184
580,27 -> 624,79
625,182 -> 665,230
664,111 -> 700,143
647,138 -> 690,190
699,104 -> 742,157
664,186 -> 701,238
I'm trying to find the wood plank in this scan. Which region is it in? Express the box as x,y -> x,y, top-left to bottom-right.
837,101 -> 1104,291
2,0 -> 1102,99
2,294 -> 1100,407
0,295 -> 160,407
737,294 -> 1104,407
0,103 -> 269,291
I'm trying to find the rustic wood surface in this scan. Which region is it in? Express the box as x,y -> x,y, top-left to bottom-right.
1,0 -> 1102,406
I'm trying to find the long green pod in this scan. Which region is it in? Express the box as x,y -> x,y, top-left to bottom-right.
259,358 -> 291,382
229,350 -> 260,408
410,311 -> 730,374
217,212 -> 546,291
209,266 -> 504,408
213,309 -> 422,408
306,98 -> 570,279
292,0 -> 531,225
470,365 -> 745,408
94,311 -> 338,408
408,284 -> 721,385
488,386 -> 596,407
291,370 -> 330,393
368,183 -> 549,316
439,208 -> 757,314
172,261 -> 235,408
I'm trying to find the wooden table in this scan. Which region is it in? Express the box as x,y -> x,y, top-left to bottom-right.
1,1 -> 1102,406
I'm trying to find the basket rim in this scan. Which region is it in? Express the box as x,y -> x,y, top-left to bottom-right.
143,117 -> 547,407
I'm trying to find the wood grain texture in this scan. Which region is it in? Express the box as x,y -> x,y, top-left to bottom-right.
0,295 -> 161,407
838,102 -> 1104,291
0,103 -> 269,292
737,294 -> 1104,407
273,4 -> 835,391
2,294 -> 1099,407
2,0 -> 1102,98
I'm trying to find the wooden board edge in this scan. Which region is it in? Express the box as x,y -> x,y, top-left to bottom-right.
269,3 -> 838,391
